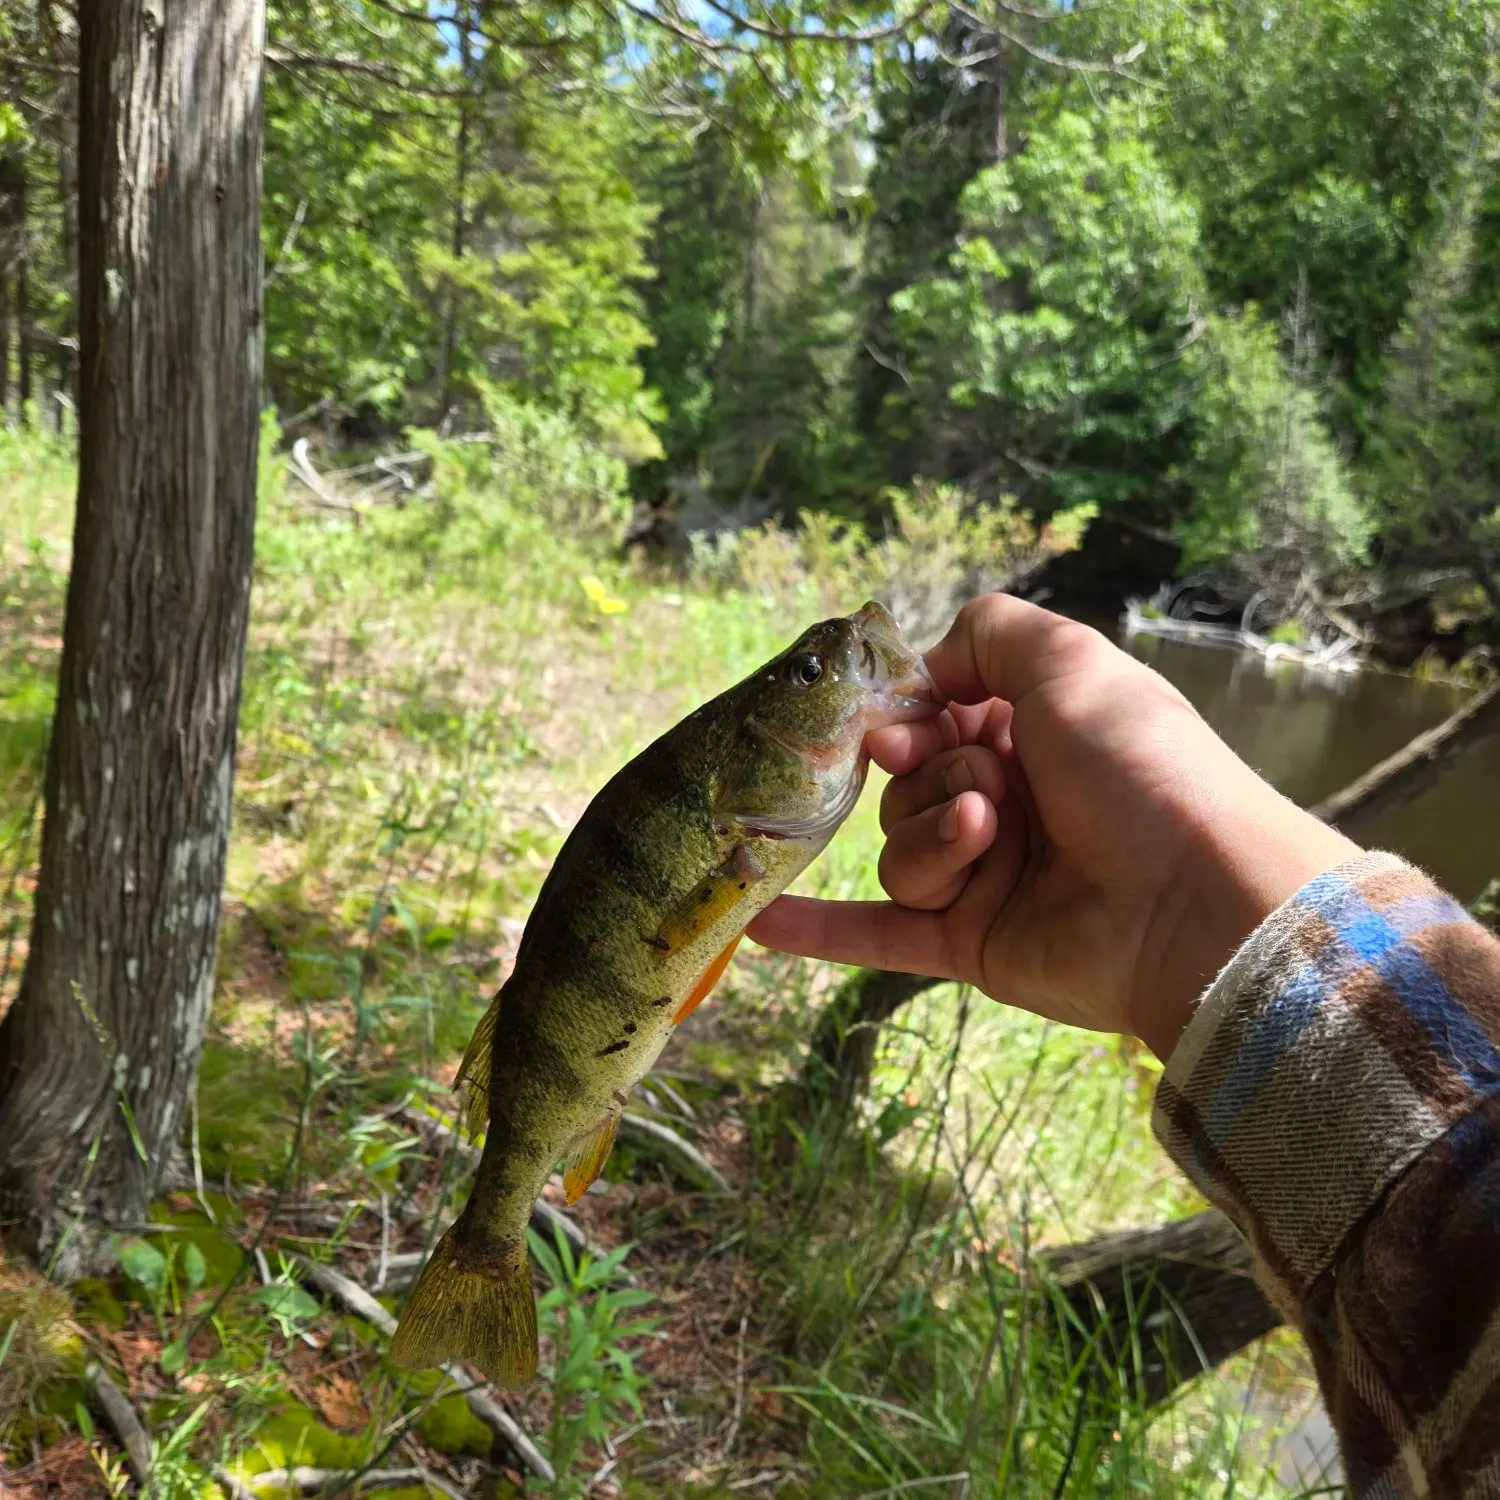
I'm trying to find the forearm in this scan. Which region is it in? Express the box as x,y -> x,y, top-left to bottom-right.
1152,853 -> 1500,1497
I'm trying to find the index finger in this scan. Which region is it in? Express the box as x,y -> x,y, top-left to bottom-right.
925,594 -> 1118,707
746,894 -> 962,981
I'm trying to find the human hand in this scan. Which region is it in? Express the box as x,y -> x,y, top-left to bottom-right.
748,594 -> 1360,1060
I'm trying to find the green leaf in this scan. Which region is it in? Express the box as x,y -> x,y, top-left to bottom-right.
160,1338 -> 188,1374
115,1236 -> 168,1295
74,1402 -> 95,1441
182,1242 -> 207,1294
252,1283 -> 320,1324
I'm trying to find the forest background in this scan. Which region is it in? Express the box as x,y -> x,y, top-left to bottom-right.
6,0 -> 1500,634
1,2 -> 1499,1499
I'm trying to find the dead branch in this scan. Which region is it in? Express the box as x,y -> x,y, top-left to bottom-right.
265,47 -> 473,97
288,438 -> 361,518
1311,677 -> 1500,834
86,1363 -> 151,1484
0,52 -> 76,75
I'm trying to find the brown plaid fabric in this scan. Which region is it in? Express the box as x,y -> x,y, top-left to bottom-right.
1152,853 -> 1500,1498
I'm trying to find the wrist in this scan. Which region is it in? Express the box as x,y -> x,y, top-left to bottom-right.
1131,768 -> 1361,1063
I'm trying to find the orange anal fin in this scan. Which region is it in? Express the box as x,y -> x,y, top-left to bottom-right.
674,933 -> 744,1025
562,1107 -> 623,1205
646,845 -> 764,963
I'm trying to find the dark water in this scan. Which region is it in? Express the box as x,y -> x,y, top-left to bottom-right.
1119,629 -> 1500,903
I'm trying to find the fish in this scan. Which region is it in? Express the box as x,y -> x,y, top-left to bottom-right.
387,600 -> 943,1387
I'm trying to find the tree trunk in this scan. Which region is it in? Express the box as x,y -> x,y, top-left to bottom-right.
0,0 -> 266,1272
56,96 -> 79,425
1311,676 -> 1500,835
15,161 -> 29,420
0,150 -> 16,419
438,1 -> 473,422
0,261 -> 8,418
1042,1210 -> 1281,1405
988,22 -> 1010,164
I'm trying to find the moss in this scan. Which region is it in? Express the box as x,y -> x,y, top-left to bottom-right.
37,1374 -> 88,1418
391,1368 -> 492,1458
197,1039 -> 301,1181
416,1390 -> 493,1457
236,1403 -> 367,1476
254,882 -> 350,1005
4,1407 -> 67,1453
73,1276 -> 128,1330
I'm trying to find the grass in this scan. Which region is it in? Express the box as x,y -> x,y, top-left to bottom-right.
0,422 -> 1330,1498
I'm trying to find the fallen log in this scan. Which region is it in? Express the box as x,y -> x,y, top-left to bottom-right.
1041,1209 -> 1280,1405
799,968 -> 948,1113
1312,676 -> 1500,834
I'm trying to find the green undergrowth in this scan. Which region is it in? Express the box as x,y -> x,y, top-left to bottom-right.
0,427 -> 1325,1495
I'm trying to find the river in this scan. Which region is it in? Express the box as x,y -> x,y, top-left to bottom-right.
1118,627 -> 1499,903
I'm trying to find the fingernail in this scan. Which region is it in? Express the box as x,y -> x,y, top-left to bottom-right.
945,758 -> 973,796
938,797 -> 961,843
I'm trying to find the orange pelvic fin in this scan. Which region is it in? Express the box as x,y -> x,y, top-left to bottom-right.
562,1106 -> 623,1204
646,844 -> 764,962
674,933 -> 744,1024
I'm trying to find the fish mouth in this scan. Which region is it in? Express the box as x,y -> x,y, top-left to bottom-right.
850,600 -> 946,727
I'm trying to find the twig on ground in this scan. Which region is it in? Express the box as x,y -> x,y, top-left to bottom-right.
375,1190 -> 391,1292
291,1254 -> 554,1483
720,1313 -> 748,1460
619,1111 -> 731,1193
86,1363 -> 151,1484
224,1465 -> 467,1500
288,439 -> 361,517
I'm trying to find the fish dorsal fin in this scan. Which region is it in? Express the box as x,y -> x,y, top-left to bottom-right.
645,843 -> 764,962
456,987 -> 503,1139
562,1104 -> 623,1204
674,933 -> 744,1024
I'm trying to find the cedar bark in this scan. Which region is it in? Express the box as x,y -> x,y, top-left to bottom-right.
14,160 -> 29,418
0,0 -> 265,1271
0,149 -> 16,416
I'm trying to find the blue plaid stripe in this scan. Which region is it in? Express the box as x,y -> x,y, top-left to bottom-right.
1201,881 -> 1498,1144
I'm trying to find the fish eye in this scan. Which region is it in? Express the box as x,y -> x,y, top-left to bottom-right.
787,653 -> 823,688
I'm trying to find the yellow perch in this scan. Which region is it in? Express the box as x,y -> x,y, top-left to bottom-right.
388,601 -> 942,1386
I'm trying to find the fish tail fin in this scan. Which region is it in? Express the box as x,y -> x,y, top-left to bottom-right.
387,1220 -> 537,1388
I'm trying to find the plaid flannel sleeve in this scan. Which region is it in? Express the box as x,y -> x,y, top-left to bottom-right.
1151,852 -> 1500,1498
